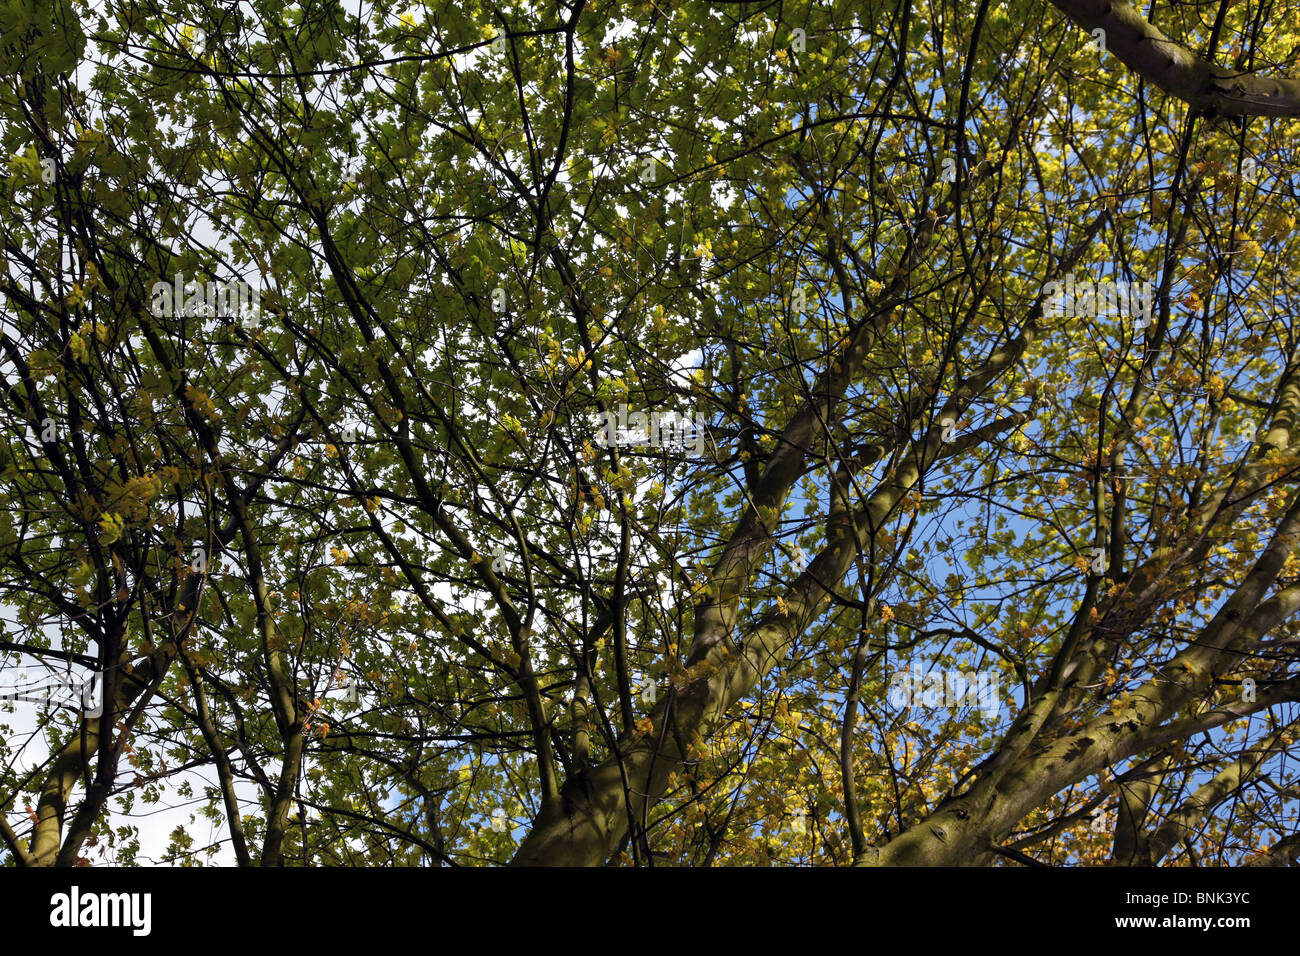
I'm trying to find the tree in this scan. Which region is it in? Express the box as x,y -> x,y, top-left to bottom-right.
2,0 -> 1300,867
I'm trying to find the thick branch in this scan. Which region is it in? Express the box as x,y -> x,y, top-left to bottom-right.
1048,0 -> 1300,116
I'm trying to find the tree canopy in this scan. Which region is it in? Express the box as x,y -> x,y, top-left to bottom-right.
3,0 -> 1300,867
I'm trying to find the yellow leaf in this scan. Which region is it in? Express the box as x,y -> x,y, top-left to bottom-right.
98,512 -> 125,544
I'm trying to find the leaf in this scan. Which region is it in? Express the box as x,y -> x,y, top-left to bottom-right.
98,512 -> 125,544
